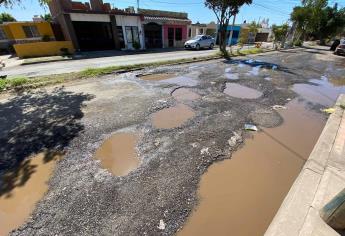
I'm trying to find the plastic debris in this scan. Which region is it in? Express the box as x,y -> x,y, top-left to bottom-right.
225,68 -> 232,73
272,65 -> 278,70
158,220 -> 166,230
244,124 -> 258,131
272,105 -> 287,110
322,108 -> 335,114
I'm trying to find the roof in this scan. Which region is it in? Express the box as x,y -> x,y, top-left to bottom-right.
143,16 -> 191,23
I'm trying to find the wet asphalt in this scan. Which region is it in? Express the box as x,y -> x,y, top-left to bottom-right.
1,47 -> 345,235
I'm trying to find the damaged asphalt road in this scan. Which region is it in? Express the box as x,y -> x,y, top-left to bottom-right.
1,47 -> 345,235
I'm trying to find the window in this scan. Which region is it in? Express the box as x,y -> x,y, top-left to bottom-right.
175,28 -> 182,41
0,28 -> 7,40
188,28 -> 191,38
125,26 -> 139,44
22,26 -> 40,38
199,28 -> 204,34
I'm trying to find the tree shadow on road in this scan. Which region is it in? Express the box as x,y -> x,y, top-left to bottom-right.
223,59 -> 297,75
0,87 -> 94,198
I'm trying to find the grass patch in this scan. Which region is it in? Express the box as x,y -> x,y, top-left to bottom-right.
9,77 -> 29,86
340,104 -> 345,110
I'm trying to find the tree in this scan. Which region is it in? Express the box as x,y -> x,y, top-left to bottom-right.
272,24 -> 289,49
0,12 -> 16,23
41,13 -> 52,22
0,0 -> 49,7
290,0 -> 345,44
205,0 -> 252,56
291,6 -> 312,41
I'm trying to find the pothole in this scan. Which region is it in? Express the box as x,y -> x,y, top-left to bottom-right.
95,132 -> 139,176
151,104 -> 195,129
0,152 -> 63,236
138,73 -> 176,81
178,99 -> 326,236
224,83 -> 263,99
172,88 -> 201,102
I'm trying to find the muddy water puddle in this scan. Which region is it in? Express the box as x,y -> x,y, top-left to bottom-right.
293,75 -> 345,107
224,83 -> 263,99
0,152 -> 63,236
178,99 -> 325,236
172,88 -> 201,102
138,73 -> 176,81
152,104 -> 195,129
95,133 -> 139,176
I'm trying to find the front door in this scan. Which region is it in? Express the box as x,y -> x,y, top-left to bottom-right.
168,28 -> 174,47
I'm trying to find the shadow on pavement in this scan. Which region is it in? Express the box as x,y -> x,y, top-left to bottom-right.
0,87 -> 94,197
223,59 -> 296,75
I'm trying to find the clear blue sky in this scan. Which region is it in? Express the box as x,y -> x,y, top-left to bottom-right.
1,0 -> 344,26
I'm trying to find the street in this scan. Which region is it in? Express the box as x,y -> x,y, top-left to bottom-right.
0,48 -> 218,78
1,47 -> 345,236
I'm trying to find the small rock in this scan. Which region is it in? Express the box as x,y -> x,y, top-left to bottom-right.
158,220 -> 166,230
272,105 -> 287,110
190,143 -> 198,148
154,139 -> 160,147
200,147 -> 209,155
228,132 -> 241,147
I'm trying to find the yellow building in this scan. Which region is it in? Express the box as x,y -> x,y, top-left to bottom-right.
0,21 -> 74,58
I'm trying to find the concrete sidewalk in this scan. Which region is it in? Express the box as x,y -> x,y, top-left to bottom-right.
265,94 -> 345,236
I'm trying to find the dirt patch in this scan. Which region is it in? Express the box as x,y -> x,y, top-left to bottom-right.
224,83 -> 263,99
151,104 -> 195,129
95,132 -> 139,176
0,152 -> 62,236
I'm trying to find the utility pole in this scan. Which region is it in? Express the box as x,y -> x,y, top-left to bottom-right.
137,0 -> 139,12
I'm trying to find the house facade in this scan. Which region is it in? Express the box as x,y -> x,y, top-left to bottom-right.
136,9 -> 191,48
49,0 -> 144,51
188,22 -> 217,39
216,25 -> 241,46
0,21 -> 55,51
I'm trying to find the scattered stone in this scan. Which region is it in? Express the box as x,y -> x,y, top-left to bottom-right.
200,147 -> 210,155
272,105 -> 287,110
158,220 -> 166,230
228,132 -> 241,147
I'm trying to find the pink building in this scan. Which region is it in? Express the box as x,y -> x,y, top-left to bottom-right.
139,9 -> 191,48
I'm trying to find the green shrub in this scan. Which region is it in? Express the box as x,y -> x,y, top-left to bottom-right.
0,79 -> 8,90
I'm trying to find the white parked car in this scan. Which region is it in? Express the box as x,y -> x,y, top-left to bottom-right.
184,35 -> 215,50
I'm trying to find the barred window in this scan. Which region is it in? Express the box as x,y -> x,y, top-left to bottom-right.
23,26 -> 40,38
